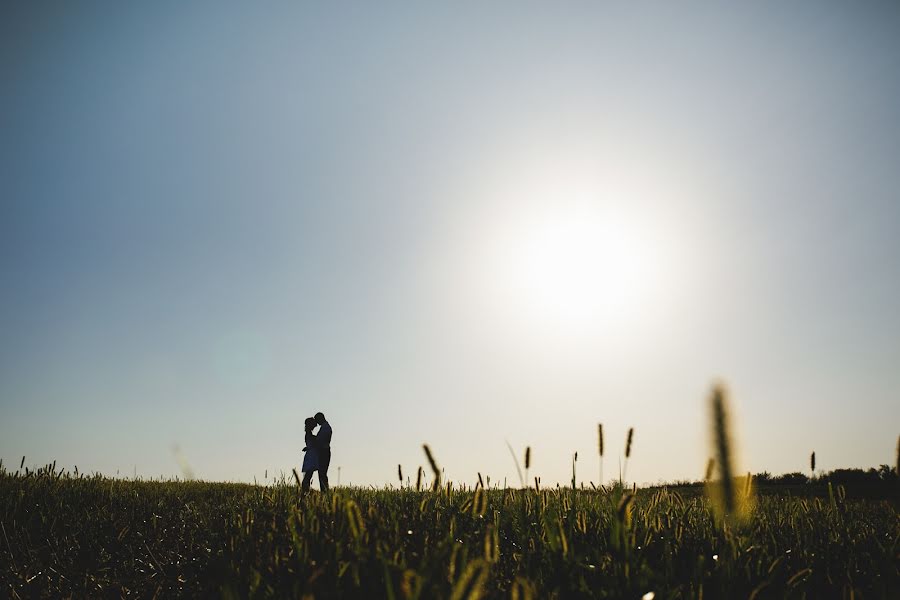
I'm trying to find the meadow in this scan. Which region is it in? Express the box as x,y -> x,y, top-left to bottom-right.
1,458 -> 897,599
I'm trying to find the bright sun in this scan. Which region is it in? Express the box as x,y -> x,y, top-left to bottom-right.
465,174 -> 682,349
484,204 -> 664,338
460,151 -> 692,345
522,210 -> 653,320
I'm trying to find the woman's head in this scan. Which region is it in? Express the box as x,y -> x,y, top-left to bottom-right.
304,417 -> 316,432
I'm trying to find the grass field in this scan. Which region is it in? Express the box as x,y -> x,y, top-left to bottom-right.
1,463 -> 897,598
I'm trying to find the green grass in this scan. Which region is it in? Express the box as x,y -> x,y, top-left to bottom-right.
1,467 -> 897,598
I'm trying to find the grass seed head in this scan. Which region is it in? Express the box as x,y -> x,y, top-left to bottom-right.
625,428 -> 634,459
423,445 -> 440,491
598,424 -> 604,457
712,385 -> 734,510
616,493 -> 635,528
525,447 -> 531,470
707,383 -> 753,526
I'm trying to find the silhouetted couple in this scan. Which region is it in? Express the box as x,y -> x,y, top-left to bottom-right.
301,412 -> 332,493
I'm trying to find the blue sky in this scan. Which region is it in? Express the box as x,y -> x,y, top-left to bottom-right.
2,2 -> 899,486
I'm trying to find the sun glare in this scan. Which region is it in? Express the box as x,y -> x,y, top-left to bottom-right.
488,205 -> 664,338
463,153 -> 688,347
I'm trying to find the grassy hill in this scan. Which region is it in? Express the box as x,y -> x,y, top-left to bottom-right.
1,465 -> 897,598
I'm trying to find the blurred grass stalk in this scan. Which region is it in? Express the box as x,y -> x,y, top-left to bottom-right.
707,383 -> 754,527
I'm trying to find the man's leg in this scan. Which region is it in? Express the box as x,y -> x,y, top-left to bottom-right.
319,449 -> 331,492
301,470 -> 314,494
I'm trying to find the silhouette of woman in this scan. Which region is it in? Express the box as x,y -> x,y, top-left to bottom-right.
300,417 -> 319,493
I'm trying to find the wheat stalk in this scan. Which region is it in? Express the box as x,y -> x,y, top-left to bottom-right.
622,428 -> 634,485
707,383 -> 753,526
505,440 -> 525,488
712,385 -> 734,515
712,386 -> 735,513
598,423 -> 604,489
524,446 -> 531,487
571,452 -> 578,490
423,445 -> 441,492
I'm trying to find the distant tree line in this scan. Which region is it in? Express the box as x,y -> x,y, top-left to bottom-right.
662,465 -> 898,499
754,465 -> 897,487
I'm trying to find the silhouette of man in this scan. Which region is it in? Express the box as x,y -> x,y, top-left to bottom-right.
314,412 -> 332,492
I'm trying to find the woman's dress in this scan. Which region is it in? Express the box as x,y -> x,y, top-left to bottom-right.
302,431 -> 319,472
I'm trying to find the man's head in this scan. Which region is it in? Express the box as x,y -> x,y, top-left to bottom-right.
314,412 -> 326,425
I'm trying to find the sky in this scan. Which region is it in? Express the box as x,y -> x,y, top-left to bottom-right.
2,2 -> 899,487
